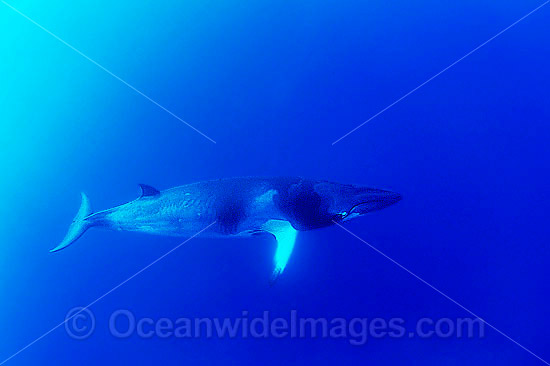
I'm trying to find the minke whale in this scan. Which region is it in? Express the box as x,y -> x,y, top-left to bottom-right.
52,177 -> 401,282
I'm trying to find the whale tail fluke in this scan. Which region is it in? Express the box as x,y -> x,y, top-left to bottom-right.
50,192 -> 93,252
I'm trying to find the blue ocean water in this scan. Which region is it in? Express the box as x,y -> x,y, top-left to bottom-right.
1,0 -> 549,364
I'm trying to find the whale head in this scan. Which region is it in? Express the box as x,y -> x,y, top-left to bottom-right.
276,180 -> 401,230
329,185 -> 402,222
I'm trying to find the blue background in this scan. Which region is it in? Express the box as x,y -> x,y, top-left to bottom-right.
1,0 -> 549,364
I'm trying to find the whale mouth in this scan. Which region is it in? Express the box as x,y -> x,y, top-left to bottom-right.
349,191 -> 402,215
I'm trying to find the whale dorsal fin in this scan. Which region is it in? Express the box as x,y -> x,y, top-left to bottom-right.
139,184 -> 160,197
262,220 -> 298,285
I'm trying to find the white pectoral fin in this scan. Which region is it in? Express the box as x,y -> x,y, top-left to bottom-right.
262,220 -> 298,284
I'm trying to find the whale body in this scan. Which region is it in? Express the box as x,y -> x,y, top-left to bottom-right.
53,177 -> 401,282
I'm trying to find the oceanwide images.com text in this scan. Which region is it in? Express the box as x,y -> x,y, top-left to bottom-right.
65,308 -> 485,345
